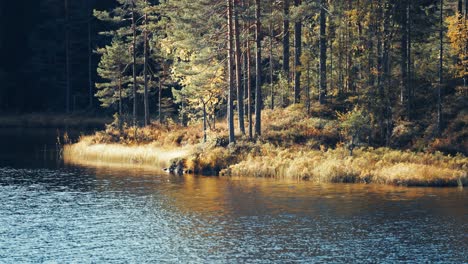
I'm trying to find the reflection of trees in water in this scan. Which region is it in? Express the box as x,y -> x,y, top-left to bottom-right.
73,162 -> 466,223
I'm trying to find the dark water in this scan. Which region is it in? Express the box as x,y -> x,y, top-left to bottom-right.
0,129 -> 467,263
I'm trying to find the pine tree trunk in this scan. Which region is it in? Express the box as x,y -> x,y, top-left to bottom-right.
143,2 -> 150,126
269,6 -> 274,110
132,6 -> 137,126
118,75 -> 122,116
234,0 -> 245,134
319,0 -> 327,104
203,101 -> 207,143
227,0 -> 236,143
400,0 -> 408,110
338,2 -> 344,94
369,0 -> 376,87
247,23 -> 253,139
255,0 -> 262,136
294,0 -> 302,104
407,0 -> 412,121
283,0 -> 290,89
437,0 -> 443,134
306,59 -> 311,114
383,0 -> 392,146
159,79 -> 162,124
118,75 -> 123,131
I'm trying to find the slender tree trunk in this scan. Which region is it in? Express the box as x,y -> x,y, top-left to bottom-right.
143,3 -> 150,126
338,3 -> 344,94
400,0 -> 408,110
159,79 -> 162,124
377,0 -> 384,144
383,0 -> 392,146
234,0 -> 245,134
294,0 -> 302,104
118,76 -> 122,116
319,0 -> 327,104
65,0 -> 71,113
243,0 -> 249,120
118,75 -> 123,131
369,0 -> 376,87
132,5 -> 137,126
269,5 -> 274,110
306,59 -> 311,114
283,0 -> 290,90
344,10 -> 349,93
255,0 -> 262,136
247,25 -> 253,139
406,0 -> 412,121
329,37 -> 333,93
203,101 -> 207,143
437,0 -> 443,134
227,0 -> 236,143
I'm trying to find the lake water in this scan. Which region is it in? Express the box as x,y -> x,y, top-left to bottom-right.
0,128 -> 467,263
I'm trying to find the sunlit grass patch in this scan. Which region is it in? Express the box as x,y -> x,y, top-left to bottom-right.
64,135 -> 194,168
223,146 -> 468,187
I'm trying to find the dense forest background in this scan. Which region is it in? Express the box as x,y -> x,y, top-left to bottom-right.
0,0 -> 466,153
0,0 -> 115,112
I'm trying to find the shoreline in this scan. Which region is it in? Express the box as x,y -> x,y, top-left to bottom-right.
64,139 -> 467,187
62,106 -> 467,188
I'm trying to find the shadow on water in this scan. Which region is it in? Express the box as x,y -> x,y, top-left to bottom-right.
0,128 -> 467,263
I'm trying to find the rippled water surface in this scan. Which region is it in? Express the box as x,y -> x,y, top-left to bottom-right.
0,128 -> 467,263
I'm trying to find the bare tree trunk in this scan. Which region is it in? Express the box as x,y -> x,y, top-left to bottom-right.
400,0 -> 407,113
234,0 -> 245,134
118,76 -> 122,116
283,0 -> 290,93
132,5 -> 137,126
294,0 -> 302,104
269,5 -> 274,110
338,2 -> 344,94
437,0 -> 443,134
203,101 -> 207,143
383,0 -> 392,146
227,0 -> 236,143
118,75 -> 123,131
407,0 -> 412,121
319,0 -> 327,104
143,1 -> 150,126
159,79 -> 162,124
369,0 -> 376,87
255,0 -> 262,136
247,24 -> 253,139
306,59 -> 311,114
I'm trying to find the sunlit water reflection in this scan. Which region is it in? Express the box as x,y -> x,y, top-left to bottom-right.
0,129 -> 466,262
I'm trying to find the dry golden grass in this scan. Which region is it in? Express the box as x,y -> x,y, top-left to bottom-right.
64,135 -> 195,168
63,105 -> 468,187
222,146 -> 468,187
